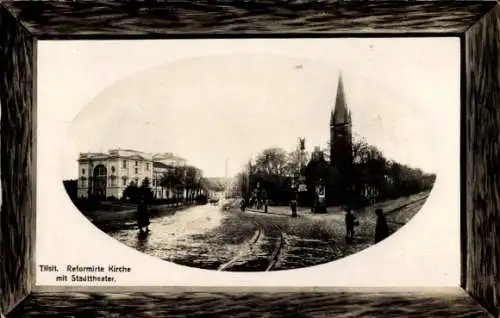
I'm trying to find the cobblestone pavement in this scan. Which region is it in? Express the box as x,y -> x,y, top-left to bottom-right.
106,194 -> 429,271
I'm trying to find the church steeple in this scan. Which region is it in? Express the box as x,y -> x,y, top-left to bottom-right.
328,72 -> 354,205
331,73 -> 350,126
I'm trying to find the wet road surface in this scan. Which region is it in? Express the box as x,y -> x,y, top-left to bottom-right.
107,194 -> 428,271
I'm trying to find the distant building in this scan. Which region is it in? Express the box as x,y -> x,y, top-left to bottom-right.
152,161 -> 173,199
151,153 -> 188,199
226,177 -> 242,198
203,177 -> 229,200
77,149 -> 187,200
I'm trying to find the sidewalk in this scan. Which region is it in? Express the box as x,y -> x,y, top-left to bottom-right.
246,206 -> 310,216
244,191 -> 429,219
87,202 -> 196,223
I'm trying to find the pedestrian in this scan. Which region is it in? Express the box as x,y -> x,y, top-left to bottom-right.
290,199 -> 297,217
240,198 -> 246,212
345,208 -> 358,241
136,195 -> 150,234
374,208 -> 390,243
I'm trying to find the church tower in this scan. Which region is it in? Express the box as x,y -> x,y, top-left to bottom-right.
329,73 -> 353,203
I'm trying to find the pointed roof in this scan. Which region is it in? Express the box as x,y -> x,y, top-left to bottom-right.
331,73 -> 350,125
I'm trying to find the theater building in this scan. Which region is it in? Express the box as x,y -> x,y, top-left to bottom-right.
77,149 -> 186,200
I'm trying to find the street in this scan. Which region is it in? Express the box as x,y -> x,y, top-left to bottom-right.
105,192 -> 429,271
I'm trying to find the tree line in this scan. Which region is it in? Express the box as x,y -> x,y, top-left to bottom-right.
346,136 -> 436,207
231,146 -> 309,206
232,136 -> 436,208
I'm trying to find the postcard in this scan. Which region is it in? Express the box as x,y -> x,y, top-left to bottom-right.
35,38 -> 460,288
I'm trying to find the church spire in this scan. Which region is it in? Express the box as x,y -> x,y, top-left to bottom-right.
331,72 -> 349,126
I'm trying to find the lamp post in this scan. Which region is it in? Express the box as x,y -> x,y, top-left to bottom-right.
290,177 -> 297,217
247,160 -> 252,203
298,137 -> 305,206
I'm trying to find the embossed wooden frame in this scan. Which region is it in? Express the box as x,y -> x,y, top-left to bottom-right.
0,1 -> 498,316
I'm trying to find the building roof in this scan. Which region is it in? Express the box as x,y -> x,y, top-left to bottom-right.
112,148 -> 142,153
78,149 -> 190,164
78,154 -> 151,162
80,152 -> 107,157
78,153 -> 109,162
126,154 -> 147,160
153,152 -> 186,161
153,161 -> 174,169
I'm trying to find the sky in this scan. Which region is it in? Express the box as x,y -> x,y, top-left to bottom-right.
37,38 -> 460,179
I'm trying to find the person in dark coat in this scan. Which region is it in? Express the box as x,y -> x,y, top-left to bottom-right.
240,198 -> 246,212
374,208 -> 390,243
345,209 -> 358,241
290,199 -> 297,217
136,195 -> 150,233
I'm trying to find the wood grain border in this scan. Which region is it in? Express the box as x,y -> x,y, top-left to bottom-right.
0,1 -> 498,316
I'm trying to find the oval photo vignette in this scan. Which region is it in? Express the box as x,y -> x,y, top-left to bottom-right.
60,53 -> 437,272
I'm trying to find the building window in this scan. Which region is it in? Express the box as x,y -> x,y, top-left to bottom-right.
135,178 -> 139,185
94,165 -> 107,177
122,160 -> 127,168
81,168 -> 85,175
135,168 -> 138,174
80,176 -> 87,187
135,161 -> 138,166
111,166 -> 116,173
123,178 -> 127,186
146,163 -> 150,170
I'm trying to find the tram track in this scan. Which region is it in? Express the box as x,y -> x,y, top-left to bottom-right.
218,212 -> 284,272
215,194 -> 428,271
217,218 -> 262,271
384,195 -> 428,217
264,220 -> 284,271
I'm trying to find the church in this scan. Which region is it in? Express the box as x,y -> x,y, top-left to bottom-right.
305,73 -> 354,207
329,73 -> 354,204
